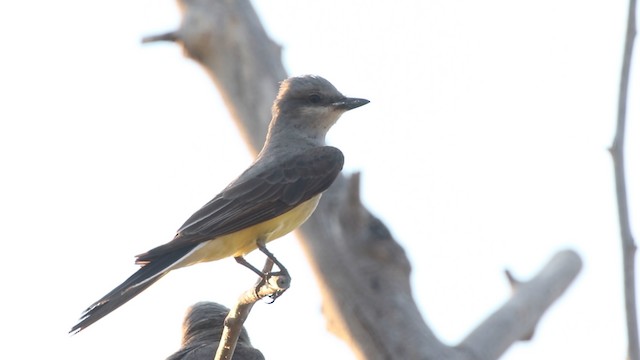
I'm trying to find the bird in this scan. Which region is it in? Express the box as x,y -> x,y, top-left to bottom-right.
166,302 -> 265,360
70,75 -> 369,333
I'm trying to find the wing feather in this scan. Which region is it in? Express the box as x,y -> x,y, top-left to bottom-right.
136,146 -> 343,263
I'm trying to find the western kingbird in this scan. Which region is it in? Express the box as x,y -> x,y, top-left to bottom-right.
70,75 -> 369,333
166,302 -> 264,360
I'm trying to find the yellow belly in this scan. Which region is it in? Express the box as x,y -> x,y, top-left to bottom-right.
176,194 -> 321,268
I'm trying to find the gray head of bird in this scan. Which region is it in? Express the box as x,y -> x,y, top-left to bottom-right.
267,75 -> 369,146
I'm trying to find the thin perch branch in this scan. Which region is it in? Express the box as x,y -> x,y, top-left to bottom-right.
214,259 -> 290,360
609,1 -> 639,359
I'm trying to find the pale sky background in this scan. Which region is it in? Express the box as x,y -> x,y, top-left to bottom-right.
0,1 -> 638,359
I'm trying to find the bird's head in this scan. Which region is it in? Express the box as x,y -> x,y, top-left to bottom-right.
268,75 -> 369,145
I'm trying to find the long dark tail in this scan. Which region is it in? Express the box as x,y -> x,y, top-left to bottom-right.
70,245 -> 196,334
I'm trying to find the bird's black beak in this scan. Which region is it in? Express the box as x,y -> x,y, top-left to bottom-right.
332,97 -> 370,111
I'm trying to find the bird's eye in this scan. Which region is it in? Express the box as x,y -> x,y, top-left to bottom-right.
308,94 -> 322,104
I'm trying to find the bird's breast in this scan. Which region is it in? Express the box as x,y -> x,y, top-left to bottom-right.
180,195 -> 322,266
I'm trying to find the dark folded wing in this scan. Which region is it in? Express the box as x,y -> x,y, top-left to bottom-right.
136,146 -> 343,263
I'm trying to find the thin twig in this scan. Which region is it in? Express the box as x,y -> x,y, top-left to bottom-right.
141,31 -> 180,44
214,259 -> 291,360
609,1 -> 639,359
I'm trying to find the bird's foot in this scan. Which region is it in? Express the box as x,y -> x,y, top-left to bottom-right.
254,270 -> 291,302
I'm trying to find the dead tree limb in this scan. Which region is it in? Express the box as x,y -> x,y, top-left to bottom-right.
145,0 -> 583,358
609,0 -> 639,359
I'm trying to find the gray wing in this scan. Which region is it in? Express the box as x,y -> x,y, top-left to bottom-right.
136,146 -> 343,263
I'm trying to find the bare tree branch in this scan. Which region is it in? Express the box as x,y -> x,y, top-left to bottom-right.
163,0 -> 286,154
459,250 -> 582,359
609,1 -> 639,359
215,260 -> 290,360
145,0 -> 584,358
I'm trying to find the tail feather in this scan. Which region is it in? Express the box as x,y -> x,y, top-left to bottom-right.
70,245 -> 197,334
